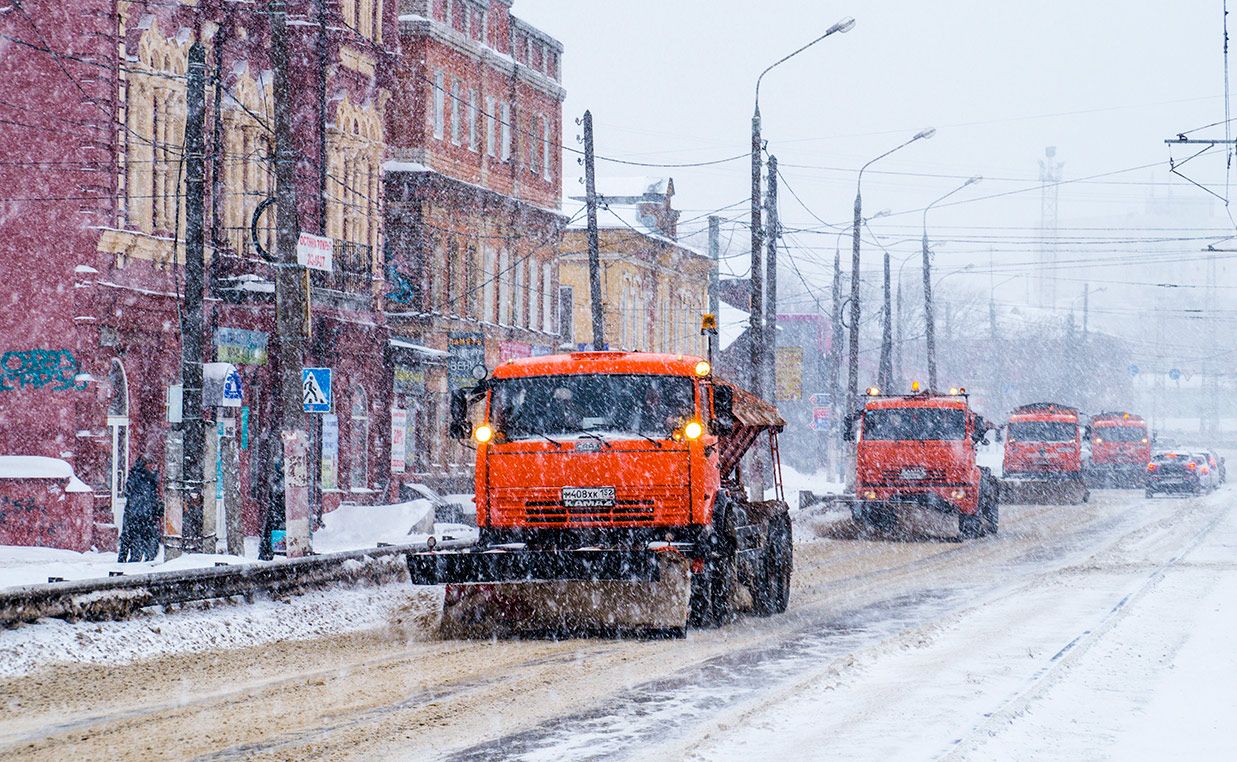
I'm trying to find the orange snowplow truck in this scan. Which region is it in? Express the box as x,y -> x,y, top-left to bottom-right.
1001,402 -> 1089,504
1084,411 -> 1151,487
845,386 -> 1000,539
406,352 -> 793,636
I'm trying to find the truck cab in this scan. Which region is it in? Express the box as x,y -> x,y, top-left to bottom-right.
847,386 -> 999,538
1003,403 -> 1083,479
1085,411 -> 1151,487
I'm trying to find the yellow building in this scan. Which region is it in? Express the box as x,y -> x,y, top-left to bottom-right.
559,178 -> 713,356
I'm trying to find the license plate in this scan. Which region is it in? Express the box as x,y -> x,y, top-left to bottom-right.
561,486 -> 616,508
900,468 -> 926,480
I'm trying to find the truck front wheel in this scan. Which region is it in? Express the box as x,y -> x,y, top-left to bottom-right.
959,512 -> 983,540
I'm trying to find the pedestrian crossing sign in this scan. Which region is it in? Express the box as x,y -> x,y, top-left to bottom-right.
302,368 -> 332,413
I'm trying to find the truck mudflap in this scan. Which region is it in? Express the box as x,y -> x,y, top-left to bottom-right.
426,549 -> 693,637
406,547 -> 667,585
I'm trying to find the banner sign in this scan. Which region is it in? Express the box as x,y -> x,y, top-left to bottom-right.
297,232 -> 333,272
775,347 -> 803,401
321,414 -> 339,490
447,332 -> 485,392
391,408 -> 407,474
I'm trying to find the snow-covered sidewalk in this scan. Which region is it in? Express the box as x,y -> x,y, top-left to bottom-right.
0,495 -> 478,591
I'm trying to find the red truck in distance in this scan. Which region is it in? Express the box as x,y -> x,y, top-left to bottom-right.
846,385 -> 1001,539
1002,402 -> 1089,504
1085,411 -> 1152,488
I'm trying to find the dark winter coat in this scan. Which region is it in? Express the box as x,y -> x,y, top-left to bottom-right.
118,459 -> 163,563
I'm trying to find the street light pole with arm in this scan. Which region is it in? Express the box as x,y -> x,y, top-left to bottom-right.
921,175 -> 981,389
751,16 -> 854,400
847,128 -> 935,402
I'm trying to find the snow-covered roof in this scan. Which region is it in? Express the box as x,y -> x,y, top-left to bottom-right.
561,197 -> 701,256
718,299 -> 750,351
389,338 -> 449,358
0,456 -> 91,492
568,176 -> 669,202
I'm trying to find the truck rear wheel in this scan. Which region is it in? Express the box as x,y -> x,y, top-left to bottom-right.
754,516 -> 792,615
959,512 -> 982,539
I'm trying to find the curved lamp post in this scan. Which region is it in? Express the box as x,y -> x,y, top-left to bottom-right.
846,128 -> 935,402
751,16 -> 854,400
922,175 -> 981,389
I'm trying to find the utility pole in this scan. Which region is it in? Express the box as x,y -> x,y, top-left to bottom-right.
749,107 -> 764,398
583,110 -> 605,350
271,0 -> 308,522
828,236 -> 844,478
708,215 -> 720,362
877,241 -> 892,390
180,41 -> 207,553
764,156 -> 778,401
1082,283 -> 1089,338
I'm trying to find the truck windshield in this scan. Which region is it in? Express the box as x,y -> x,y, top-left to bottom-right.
1009,421 -> 1076,442
862,408 -> 966,441
490,374 -> 695,439
1094,425 -> 1146,442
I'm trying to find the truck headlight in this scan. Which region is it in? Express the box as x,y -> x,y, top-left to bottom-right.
684,421 -> 704,440
862,489 -> 877,500
474,424 -> 494,443
949,488 -> 967,500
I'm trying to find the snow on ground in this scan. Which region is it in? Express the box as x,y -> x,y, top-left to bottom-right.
0,495 -> 479,591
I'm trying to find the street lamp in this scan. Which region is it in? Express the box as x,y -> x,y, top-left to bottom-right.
922,175 -> 981,389
859,212 -> 894,390
751,16 -> 855,400
847,127 -> 935,402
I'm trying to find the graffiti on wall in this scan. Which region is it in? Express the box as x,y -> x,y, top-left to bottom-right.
0,349 -> 88,392
384,264 -> 416,304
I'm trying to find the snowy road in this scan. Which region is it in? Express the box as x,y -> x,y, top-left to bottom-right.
2,487 -> 1233,760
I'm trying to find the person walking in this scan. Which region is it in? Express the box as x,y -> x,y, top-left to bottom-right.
117,445 -> 164,563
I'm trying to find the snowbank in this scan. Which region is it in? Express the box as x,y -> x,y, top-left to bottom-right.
0,455 -> 91,492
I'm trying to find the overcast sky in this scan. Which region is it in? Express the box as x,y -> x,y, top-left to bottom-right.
515,0 -> 1233,331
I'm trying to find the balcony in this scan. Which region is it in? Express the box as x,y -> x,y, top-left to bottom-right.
310,239 -> 373,295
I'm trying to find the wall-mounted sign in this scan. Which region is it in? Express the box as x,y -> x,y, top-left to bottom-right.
302,368 -> 332,413
297,232 -> 333,272
215,328 -> 268,365
447,332 -> 485,392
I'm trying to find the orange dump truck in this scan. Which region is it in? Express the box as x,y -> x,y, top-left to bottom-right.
1084,411 -> 1151,487
846,386 -> 1000,539
406,351 -> 792,637
1001,402 -> 1089,504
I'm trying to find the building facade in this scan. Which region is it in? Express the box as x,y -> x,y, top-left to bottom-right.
559,178 -> 712,358
382,0 -> 567,489
0,0 -> 397,550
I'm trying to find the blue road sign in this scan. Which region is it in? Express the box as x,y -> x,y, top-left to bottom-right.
1169,368 -> 1180,381
303,368 -> 332,413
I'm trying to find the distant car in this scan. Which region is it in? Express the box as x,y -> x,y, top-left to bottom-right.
1194,452 -> 1221,491
400,482 -> 469,525
1206,448 -> 1227,483
1146,452 -> 1211,497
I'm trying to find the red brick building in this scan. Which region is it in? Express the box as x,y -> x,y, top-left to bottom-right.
382,0 -> 567,487
0,1 -> 399,551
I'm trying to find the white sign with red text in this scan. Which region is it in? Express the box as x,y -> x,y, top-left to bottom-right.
296,232 -> 333,272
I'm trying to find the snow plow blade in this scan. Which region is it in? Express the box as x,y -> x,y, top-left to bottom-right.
407,549 -> 692,637
999,479 -> 1088,505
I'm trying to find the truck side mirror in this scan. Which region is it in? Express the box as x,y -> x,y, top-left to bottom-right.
712,385 -> 735,437
449,388 -> 471,440
842,411 -> 858,442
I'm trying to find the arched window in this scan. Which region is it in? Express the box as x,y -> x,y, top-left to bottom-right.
350,385 -> 369,490
107,359 -> 130,525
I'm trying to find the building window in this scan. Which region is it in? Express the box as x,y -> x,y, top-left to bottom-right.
450,79 -> 461,145
483,244 -> 497,323
467,89 -> 478,152
541,262 -> 553,332
433,71 -> 445,140
514,255 -> 526,328
527,114 -> 536,173
500,102 -> 512,160
559,285 -> 574,346
467,244 -> 480,318
541,116 -> 550,179
498,249 -> 511,325
485,95 -> 496,156
350,386 -> 369,490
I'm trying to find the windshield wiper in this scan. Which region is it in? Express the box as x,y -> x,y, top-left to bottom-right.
632,431 -> 663,448
533,431 -> 563,449
577,432 -> 613,448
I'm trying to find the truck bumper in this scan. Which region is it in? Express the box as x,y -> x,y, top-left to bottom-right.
406,547 -> 668,585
